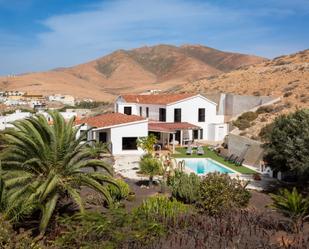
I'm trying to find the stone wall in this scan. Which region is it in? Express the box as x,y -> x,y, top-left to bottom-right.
227,133 -> 264,169
218,93 -> 276,117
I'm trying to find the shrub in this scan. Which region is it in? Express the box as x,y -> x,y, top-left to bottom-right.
240,111 -> 258,121
233,119 -> 251,130
283,91 -> 293,98
259,123 -> 274,141
256,105 -> 273,114
270,188 -> 309,222
133,195 -> 188,223
53,209 -> 167,249
0,215 -> 42,249
197,173 -> 251,215
233,112 -> 258,130
263,109 -> 309,178
167,170 -> 200,204
107,179 -> 130,202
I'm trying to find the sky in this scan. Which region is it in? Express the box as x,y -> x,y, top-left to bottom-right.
0,0 -> 308,75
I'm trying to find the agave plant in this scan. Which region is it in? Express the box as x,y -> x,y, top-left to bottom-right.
0,111 -> 116,233
270,187 -> 309,224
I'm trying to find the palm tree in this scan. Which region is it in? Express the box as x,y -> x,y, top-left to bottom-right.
139,156 -> 162,186
0,111 -> 116,233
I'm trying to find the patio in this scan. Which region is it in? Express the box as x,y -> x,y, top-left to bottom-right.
148,121 -> 202,153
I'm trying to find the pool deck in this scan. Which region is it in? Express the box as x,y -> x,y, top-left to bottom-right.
113,153 -> 277,192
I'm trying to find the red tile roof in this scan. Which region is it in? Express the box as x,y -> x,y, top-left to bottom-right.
76,113 -> 146,128
148,122 -> 201,133
121,93 -> 196,105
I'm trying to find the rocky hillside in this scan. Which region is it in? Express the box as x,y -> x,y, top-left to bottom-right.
0,44 -> 264,101
182,49 -> 309,140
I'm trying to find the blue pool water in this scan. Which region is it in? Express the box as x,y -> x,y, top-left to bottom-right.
178,158 -> 234,175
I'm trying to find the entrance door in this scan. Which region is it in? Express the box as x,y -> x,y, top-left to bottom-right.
218,126 -> 225,140
99,132 -> 107,143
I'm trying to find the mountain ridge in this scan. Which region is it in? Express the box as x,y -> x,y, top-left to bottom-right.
0,44 -> 265,100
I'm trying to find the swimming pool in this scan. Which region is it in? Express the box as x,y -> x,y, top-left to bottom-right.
177,158 -> 234,175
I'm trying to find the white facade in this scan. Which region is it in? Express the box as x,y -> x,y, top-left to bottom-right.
78,120 -> 148,156
48,94 -> 75,106
115,94 -> 228,142
0,110 -> 32,130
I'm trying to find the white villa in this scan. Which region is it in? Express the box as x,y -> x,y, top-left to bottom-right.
77,93 -> 228,156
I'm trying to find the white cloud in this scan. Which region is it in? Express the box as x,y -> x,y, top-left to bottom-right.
0,0 -> 308,75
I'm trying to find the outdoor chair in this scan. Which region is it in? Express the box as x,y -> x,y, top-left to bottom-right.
197,146 -> 205,155
225,154 -> 234,161
236,158 -> 245,166
231,156 -> 239,164
186,145 -> 193,155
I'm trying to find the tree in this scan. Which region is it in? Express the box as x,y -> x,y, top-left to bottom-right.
139,156 -> 162,186
0,111 -> 116,233
262,109 -> 309,179
137,134 -> 157,155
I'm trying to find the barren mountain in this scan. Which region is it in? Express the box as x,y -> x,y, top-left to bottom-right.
0,44 -> 264,101
181,49 -> 309,139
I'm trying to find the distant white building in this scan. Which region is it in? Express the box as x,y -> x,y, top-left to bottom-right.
48,94 -> 75,106
0,110 -> 32,130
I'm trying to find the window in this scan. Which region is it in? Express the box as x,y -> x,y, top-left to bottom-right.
80,130 -> 87,141
124,106 -> 132,115
198,108 -> 205,122
139,106 -> 142,116
146,107 -> 149,118
200,129 -> 203,139
159,108 -> 166,122
193,130 -> 199,139
122,137 -> 138,150
174,108 -> 181,122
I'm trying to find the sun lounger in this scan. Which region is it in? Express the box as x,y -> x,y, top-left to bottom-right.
186,146 -> 193,155
197,146 -> 205,155
231,156 -> 239,164
236,158 -> 245,166
225,154 -> 234,161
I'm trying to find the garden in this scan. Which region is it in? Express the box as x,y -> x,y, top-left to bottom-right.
0,110 -> 308,249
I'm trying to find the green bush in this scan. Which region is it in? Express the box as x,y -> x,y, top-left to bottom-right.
197,173 -> 251,215
133,195 -> 188,223
53,196 -> 188,249
233,119 -> 251,130
233,111 -> 258,130
256,105 -> 273,114
263,109 -> 309,178
0,215 -> 42,249
167,170 -> 200,204
270,187 -> 309,222
107,179 -> 130,202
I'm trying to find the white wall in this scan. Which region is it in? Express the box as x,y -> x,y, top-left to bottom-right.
208,123 -> 228,141
115,95 -> 228,142
110,121 -> 148,155
116,101 -> 165,120
166,96 -> 225,140
0,111 -> 32,130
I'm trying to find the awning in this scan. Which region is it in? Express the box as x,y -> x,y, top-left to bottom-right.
148,122 -> 201,133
